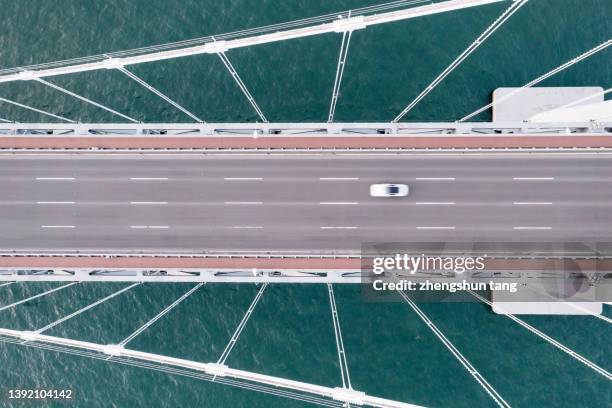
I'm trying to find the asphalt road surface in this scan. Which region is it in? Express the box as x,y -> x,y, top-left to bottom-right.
0,153 -> 610,252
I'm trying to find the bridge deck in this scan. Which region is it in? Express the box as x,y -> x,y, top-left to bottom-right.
0,153 -> 610,253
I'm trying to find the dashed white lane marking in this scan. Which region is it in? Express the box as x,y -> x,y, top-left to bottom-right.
232,226 -> 264,229
320,226 -> 358,229
224,177 -> 263,181
129,177 -> 168,181
319,202 -> 359,205
224,201 -> 263,205
36,177 -> 75,181
130,201 -> 168,205
36,201 -> 75,204
41,225 -> 75,229
415,202 -> 455,205
513,177 -> 555,180
319,177 -> 359,181
513,226 -> 553,230
513,202 -> 553,205
416,226 -> 456,230
415,177 -> 456,180
130,225 -> 169,229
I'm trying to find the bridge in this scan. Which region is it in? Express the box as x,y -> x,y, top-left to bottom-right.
0,0 -> 611,407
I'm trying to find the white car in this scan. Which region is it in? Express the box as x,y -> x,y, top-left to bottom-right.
369,183 -> 409,197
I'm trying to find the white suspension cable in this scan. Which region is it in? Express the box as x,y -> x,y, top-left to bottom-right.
327,284 -> 352,390
217,52 -> 268,123
545,87 -> 612,113
526,284 -> 612,325
36,78 -> 139,123
0,117 -> 14,123
118,283 -> 204,347
0,336 -> 344,408
564,303 -> 612,325
398,290 -> 511,408
0,282 -> 15,288
467,290 -> 612,380
0,0 -> 502,84
217,283 -> 268,365
112,357 -> 343,407
0,97 -> 75,122
0,323 -> 424,407
36,283 -> 141,334
328,30 -> 353,123
0,283 -> 79,312
117,67 -> 205,123
114,358 -> 342,407
393,0 -> 529,122
0,0 -> 431,77
460,38 -> 612,122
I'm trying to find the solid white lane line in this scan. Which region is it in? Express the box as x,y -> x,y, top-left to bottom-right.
415,177 -> 456,180
130,226 -> 148,229
224,177 -> 263,181
232,226 -> 264,229
130,201 -> 168,205
319,202 -> 359,205
320,226 -> 358,229
513,226 -> 552,230
224,201 -> 263,205
513,177 -> 555,180
416,226 -> 456,230
129,177 -> 168,181
35,177 -> 75,181
416,202 -> 455,205
319,177 -> 360,181
36,201 -> 75,204
513,202 -> 553,205
41,225 -> 75,229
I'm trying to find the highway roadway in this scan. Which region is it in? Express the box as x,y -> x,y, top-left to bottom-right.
0,153 -> 610,252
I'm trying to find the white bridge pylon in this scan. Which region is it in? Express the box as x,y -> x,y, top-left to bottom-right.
460,38 -> 612,122
467,290 -> 612,381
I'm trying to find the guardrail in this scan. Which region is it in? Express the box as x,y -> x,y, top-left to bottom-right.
0,252 -> 610,282
0,121 -> 610,136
